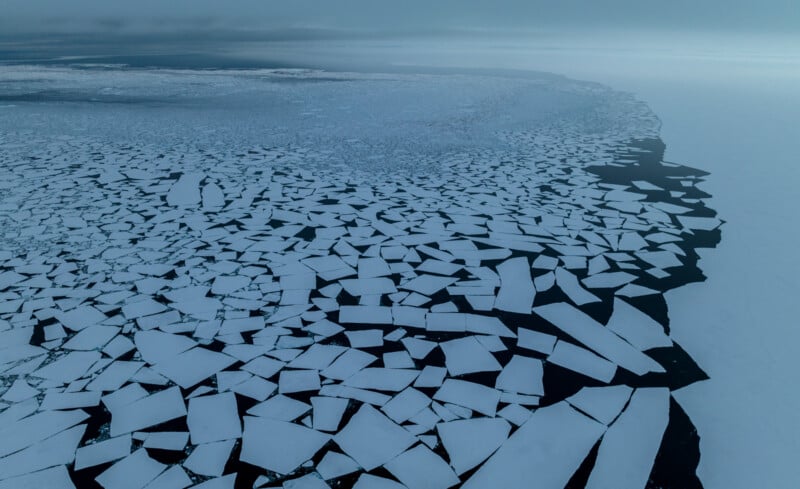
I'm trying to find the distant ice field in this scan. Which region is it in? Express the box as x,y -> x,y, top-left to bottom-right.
0,66 -> 646,169
0,66 -> 720,489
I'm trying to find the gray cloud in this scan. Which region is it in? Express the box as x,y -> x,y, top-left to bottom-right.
2,0 -> 799,36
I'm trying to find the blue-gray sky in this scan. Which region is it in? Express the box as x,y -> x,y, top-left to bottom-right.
2,0 -> 799,36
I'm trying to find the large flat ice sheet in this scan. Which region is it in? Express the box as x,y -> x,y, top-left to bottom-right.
463,402 -> 605,489
535,303 -> 664,375
585,388 -> 670,489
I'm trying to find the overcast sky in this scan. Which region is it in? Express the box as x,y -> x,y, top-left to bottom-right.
2,0 -> 798,37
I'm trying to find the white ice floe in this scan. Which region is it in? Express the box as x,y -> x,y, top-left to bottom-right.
345,329 -> 384,348
62,325 -> 119,350
151,348 -> 236,389
517,328 -> 557,354
497,404 -> 532,426
343,368 -> 419,392
358,257 -> 393,278
437,417 -> 511,475
202,182 -> 225,210
96,449 -> 166,489
341,278 -> 397,297
86,361 -> 144,391
0,423 -> 84,481
463,402 -> 604,489
333,404 -> 416,471
280,369 -> 322,394
339,306 -> 393,325
280,474 -> 331,489
581,271 -> 637,289
535,302 -> 664,375
585,388 -> 670,489
402,337 -> 437,359
142,466 -> 193,489
567,385 -> 633,425
494,257 -> 535,314
187,392 -> 242,444
167,173 -> 204,207
122,298 -> 168,320
547,340 -> 617,383
414,365 -> 447,388
352,473 -> 407,489
40,390 -> 101,410
56,305 -> 107,331
605,298 -> 672,350
241,416 -> 330,474
1,379 -> 37,402
134,330 -> 196,365
400,275 -> 458,296
385,444 -> 460,489
142,432 -> 189,451
75,435 -> 132,470
311,396 -> 349,432
183,440 -> 235,477
383,350 -> 414,368
242,355 -> 285,378
433,379 -> 500,417
554,268 -> 600,305
439,336 -> 501,376
381,387 -> 431,424
247,394 -> 311,421
317,451 -> 360,480
495,355 -> 544,395
320,348 -> 377,380
391,306 -> 427,329
32,351 -> 100,384
187,474 -> 235,489
109,386 -> 186,436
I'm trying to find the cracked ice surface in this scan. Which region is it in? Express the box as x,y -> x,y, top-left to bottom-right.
0,67 -> 720,488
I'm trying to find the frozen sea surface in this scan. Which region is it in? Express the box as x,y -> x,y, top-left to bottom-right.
0,66 -> 720,488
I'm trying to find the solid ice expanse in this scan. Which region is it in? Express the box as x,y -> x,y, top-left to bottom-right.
629,60 -> 800,489
0,65 -> 722,488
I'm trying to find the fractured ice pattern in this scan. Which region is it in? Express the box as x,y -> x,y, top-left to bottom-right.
0,68 -> 721,488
